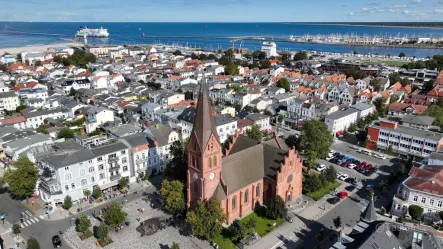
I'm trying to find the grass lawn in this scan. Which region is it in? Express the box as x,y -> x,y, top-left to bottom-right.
213,207 -> 284,249
308,181 -> 342,201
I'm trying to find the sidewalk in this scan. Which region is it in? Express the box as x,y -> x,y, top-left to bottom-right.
36,180 -> 152,221
0,220 -> 23,249
248,182 -> 353,249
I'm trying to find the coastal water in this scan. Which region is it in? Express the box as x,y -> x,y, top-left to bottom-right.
1,22 -> 443,57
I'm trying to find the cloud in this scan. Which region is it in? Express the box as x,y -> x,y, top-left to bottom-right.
410,0 -> 422,3
368,2 -> 381,5
435,9 -> 443,13
348,12 -> 354,16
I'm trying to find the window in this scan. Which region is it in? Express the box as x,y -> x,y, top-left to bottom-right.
91,176 -> 95,183
71,183 -> 75,189
81,179 -> 87,186
413,196 -> 418,202
121,150 -> 126,155
430,199 -> 435,206
213,156 -> 217,167
65,185 -> 69,191
421,197 -> 426,204
256,184 -> 260,197
123,166 -> 128,171
208,157 -> 212,168
65,166 -> 69,171
65,173 -> 72,181
122,158 -> 127,164
88,160 -> 92,164
244,189 -> 249,203
89,167 -> 94,172
232,196 -> 237,210
99,164 -> 104,170
80,169 -> 85,176
193,181 -> 198,194
97,157 -> 103,161
99,173 -> 105,180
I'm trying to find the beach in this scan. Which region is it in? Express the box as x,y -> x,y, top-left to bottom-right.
0,42 -> 82,55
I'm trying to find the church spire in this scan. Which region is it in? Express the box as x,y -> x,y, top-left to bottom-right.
191,73 -> 219,153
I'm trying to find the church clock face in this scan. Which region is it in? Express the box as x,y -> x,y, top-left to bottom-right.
193,173 -> 198,179
209,172 -> 215,180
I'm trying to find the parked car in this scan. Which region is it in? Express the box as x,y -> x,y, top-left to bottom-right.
366,185 -> 374,191
338,191 -> 348,199
329,150 -> 335,155
348,163 -> 357,169
347,158 -> 356,163
316,164 -> 327,172
52,235 -> 62,248
359,168 -> 367,174
365,164 -> 373,170
336,172 -> 344,179
345,185 -> 356,192
339,174 -> 349,181
341,161 -> 350,167
333,152 -> 341,157
325,155 -> 334,161
329,158 -> 339,164
328,196 -> 340,205
373,153 -> 387,160
364,170 -> 374,177
358,162 -> 367,170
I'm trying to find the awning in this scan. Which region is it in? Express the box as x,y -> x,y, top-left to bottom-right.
298,122 -> 304,127
336,130 -> 344,136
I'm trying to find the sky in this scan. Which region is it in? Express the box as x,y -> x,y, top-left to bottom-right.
0,0 -> 443,22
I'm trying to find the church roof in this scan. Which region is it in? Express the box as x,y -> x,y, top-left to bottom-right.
191,75 -> 219,153
361,195 -> 377,222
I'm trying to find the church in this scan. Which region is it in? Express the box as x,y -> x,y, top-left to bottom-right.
186,81 -> 303,224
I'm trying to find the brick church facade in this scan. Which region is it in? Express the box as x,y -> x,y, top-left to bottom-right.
186,81 -> 303,224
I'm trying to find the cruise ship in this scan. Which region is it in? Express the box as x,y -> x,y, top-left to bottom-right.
75,26 -> 109,38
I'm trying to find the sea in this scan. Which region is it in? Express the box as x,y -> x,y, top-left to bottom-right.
1,22 -> 443,58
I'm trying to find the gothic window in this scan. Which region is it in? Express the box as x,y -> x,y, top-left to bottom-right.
213,156 -> 217,167
208,157 -> 212,168
244,189 -> 249,203
196,157 -> 200,169
232,196 -> 237,210
256,184 -> 260,197
193,181 -> 198,194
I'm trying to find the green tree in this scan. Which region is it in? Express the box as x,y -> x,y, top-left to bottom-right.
439,211 -> 443,221
266,196 -> 287,219
171,243 -> 180,249
118,177 -> 128,190
333,216 -> 342,229
246,217 -> 257,230
386,145 -> 394,156
36,125 -> 48,134
293,51 -> 308,61
160,179 -> 186,216
184,91 -> 193,100
373,98 -> 387,117
307,69 -> 314,75
324,166 -> 337,183
246,124 -> 263,140
4,157 -> 38,199
144,168 -> 150,180
186,198 -> 226,240
229,219 -> 247,241
285,135 -> 298,149
278,114 -> 285,124
260,59 -> 271,69
97,222 -> 109,241
27,237 -> 40,249
298,120 -> 334,171
304,174 -> 322,192
224,48 -> 235,58
173,50 -> 182,56
367,189 -> 374,200
0,176 -> 4,190
408,205 -> 424,220
317,228 -> 324,242
397,164 -> 406,176
347,123 -> 357,133
34,60 -> 42,67
53,55 -> 62,63
103,202 -> 127,229
370,78 -> 382,92
276,78 -> 290,92
424,104 -> 443,127
69,87 -> 76,97
389,72 -> 402,86
225,61 -> 239,75
16,105 -> 27,112
92,186 -> 101,199
424,80 -> 435,92
261,79 -> 270,85
232,85 -> 243,93
76,213 -> 91,234
57,128 -> 75,139
63,195 -> 72,210
378,180 -> 386,192
217,48 -> 223,54
400,78 -> 411,87
164,140 -> 188,181
399,52 -> 406,58
12,223 -> 21,236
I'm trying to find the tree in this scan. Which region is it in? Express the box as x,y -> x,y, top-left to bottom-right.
82,190 -> 91,200
307,69 -> 314,75
57,128 -> 75,139
12,223 -> 20,236
118,177 -> 128,190
36,125 -> 48,134
378,180 -> 386,192
260,59 -> 271,69
34,60 -> 42,67
246,124 -> 263,140
408,204 -> 424,220
261,79 -> 270,85
27,237 -> 40,249
224,48 -> 235,58
63,195 -> 72,210
400,78 -> 411,87
97,222 -> 109,241
0,176 -> 4,190
160,179 -> 186,216
173,50 -> 182,56
4,157 -> 38,199
217,48 -> 223,54
246,217 -> 257,230
225,61 -> 239,75
399,52 -> 406,58
389,72 -> 402,86
278,114 -> 285,124
16,105 -> 27,112
367,189 -> 374,200
304,174 -> 322,192
386,145 -> 394,156
370,78 -> 382,92
373,98 -> 387,117
439,211 -> 443,221
424,80 -> 435,92
276,78 -> 290,92
317,228 -> 324,242
293,51 -> 308,61
324,166 -> 337,183
103,202 -> 127,229
53,55 -> 62,63
164,140 -> 188,181
285,135 -> 298,149
92,186 -> 101,199
397,164 -> 406,176
171,243 -> 180,249
69,87 -> 76,97
76,213 -> 91,234
266,196 -> 287,219
333,216 -> 342,229
298,120 -> 334,171
184,91 -> 193,100
232,85 -> 243,93
424,104 -> 443,127
347,123 -> 357,133
186,198 -> 226,240
229,219 -> 247,240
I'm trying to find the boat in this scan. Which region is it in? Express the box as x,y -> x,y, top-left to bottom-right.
75,26 -> 109,38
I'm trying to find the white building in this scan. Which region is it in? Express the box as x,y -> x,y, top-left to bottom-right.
18,88 -> 48,100
60,79 -> 91,94
325,108 -> 359,136
246,113 -> 271,131
0,91 -> 20,112
85,107 -> 115,133
145,124 -> 179,172
261,41 -> 278,57
215,115 -> 237,143
24,109 -> 69,129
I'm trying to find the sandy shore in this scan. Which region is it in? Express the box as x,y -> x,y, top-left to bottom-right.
0,42 -> 83,55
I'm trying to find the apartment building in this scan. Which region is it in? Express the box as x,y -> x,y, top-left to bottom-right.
366,116 -> 443,158
324,108 -> 358,136
0,91 -> 20,112
145,123 -> 179,171
246,113 -> 271,131
85,107 -> 115,133
215,114 -> 237,143
24,108 -> 69,129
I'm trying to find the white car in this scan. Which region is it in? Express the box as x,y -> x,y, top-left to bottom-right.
339,174 -> 349,181
317,164 -> 327,172
325,155 -> 334,161
336,172 -> 344,179
329,150 -> 335,155
373,154 -> 387,160
348,163 -> 357,169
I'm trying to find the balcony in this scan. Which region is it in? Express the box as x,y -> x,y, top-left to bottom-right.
108,157 -> 118,162
109,165 -> 120,172
38,179 -> 62,195
110,174 -> 121,181
136,157 -> 148,163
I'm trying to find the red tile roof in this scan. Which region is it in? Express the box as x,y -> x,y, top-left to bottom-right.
388,102 -> 428,115
405,166 -> 443,195
13,82 -> 38,92
0,116 -> 26,125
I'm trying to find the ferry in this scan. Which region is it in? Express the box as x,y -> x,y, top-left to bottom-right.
75,26 -> 109,38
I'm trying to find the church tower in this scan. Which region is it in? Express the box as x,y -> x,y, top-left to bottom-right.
187,74 -> 222,208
